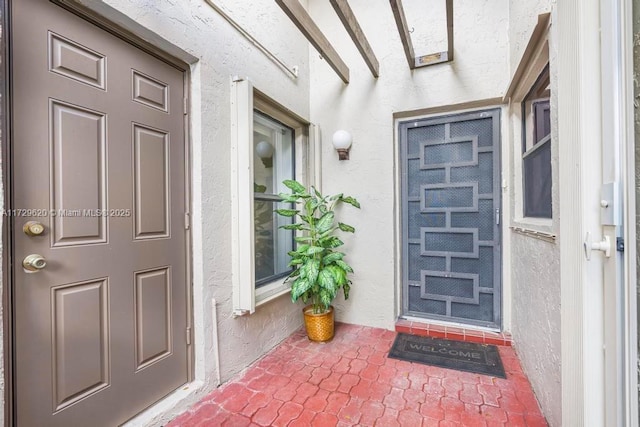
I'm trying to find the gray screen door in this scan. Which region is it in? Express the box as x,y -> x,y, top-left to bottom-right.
400,109 -> 501,329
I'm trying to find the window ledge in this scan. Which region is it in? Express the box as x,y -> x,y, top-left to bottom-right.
512,216 -> 552,228
510,225 -> 556,243
256,278 -> 291,307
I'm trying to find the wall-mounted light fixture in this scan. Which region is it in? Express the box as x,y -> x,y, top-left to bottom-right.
332,130 -> 352,160
256,141 -> 274,168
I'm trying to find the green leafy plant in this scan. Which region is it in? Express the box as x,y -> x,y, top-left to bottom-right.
275,180 -> 360,314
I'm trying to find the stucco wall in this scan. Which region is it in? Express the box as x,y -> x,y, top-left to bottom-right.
308,0 -> 509,329
509,0 -> 554,73
507,2 -> 561,426
3,0 -> 310,424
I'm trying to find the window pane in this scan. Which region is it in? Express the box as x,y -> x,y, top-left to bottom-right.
254,112 -> 294,196
253,111 -> 295,286
524,140 -> 552,218
255,200 -> 294,285
534,100 -> 551,144
522,65 -> 550,153
522,65 -> 552,219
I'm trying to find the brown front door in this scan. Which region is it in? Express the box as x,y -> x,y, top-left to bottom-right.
12,1 -> 190,425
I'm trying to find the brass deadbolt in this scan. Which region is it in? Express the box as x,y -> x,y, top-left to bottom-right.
23,254 -> 47,272
23,221 -> 45,237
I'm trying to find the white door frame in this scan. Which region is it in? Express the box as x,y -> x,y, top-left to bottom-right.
557,0 -> 606,425
600,0 -> 638,424
559,0 -> 638,425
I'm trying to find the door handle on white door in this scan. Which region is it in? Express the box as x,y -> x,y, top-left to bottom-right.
583,232 -> 611,260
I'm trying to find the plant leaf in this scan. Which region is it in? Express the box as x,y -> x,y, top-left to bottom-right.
280,223 -> 303,230
343,282 -> 351,300
275,209 -> 298,217
278,193 -> 299,203
291,277 -> 311,301
336,260 -> 354,273
338,222 -> 355,233
327,265 -> 347,286
283,179 -> 306,193
318,269 -> 337,292
322,252 -> 345,264
319,289 -> 333,311
316,212 -> 335,233
287,269 -> 301,278
340,196 -> 361,208
320,236 -> 344,248
306,246 -> 324,256
306,259 -> 320,286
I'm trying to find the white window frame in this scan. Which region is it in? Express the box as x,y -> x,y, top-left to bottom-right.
505,13 -> 554,237
230,78 -> 319,315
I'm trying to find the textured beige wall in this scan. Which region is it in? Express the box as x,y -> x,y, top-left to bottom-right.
309,0 -> 509,329
509,0 -> 555,73
507,2 -> 561,426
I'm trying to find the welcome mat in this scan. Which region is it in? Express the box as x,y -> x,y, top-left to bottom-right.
388,333 -> 506,378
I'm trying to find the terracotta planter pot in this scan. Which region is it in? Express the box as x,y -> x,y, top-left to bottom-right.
302,305 -> 334,342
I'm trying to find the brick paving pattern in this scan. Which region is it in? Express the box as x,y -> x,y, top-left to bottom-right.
168,323 -> 548,426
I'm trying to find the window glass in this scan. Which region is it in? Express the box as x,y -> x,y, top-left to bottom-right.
522,66 -> 552,218
253,111 -> 295,286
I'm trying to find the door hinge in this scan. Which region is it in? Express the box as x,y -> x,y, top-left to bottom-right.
186,327 -> 192,345
183,97 -> 189,115
495,208 -> 500,225
185,212 -> 190,230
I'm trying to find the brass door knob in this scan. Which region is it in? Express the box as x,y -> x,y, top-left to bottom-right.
23,221 -> 45,236
23,254 -> 47,272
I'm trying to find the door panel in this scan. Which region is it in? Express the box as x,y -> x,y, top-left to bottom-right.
49,31 -> 107,90
133,124 -> 170,239
12,0 -> 189,425
400,109 -> 502,329
132,70 -> 169,112
50,99 -> 108,246
134,267 -> 172,370
52,279 -> 110,411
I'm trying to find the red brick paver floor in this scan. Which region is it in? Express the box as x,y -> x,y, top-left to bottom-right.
168,323 -> 548,426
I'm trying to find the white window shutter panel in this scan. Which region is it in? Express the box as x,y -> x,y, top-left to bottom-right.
230,78 -> 256,315
309,123 -> 322,192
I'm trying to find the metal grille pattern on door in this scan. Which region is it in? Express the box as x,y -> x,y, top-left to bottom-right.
400,109 -> 501,329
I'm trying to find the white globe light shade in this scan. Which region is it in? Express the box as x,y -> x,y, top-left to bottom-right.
332,130 -> 352,150
255,141 -> 275,159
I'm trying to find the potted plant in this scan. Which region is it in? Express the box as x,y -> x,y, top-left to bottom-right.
276,179 -> 360,342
